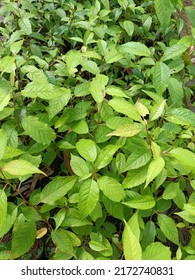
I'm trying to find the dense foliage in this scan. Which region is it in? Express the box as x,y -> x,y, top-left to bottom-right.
0,0 -> 195,260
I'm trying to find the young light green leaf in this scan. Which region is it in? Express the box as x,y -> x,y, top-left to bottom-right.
70,154 -> 91,178
40,176 -> 77,205
11,221 -> 36,259
136,99 -> 149,117
120,42 -> 150,57
0,190 -> 7,232
145,157 -> 165,187
107,124 -> 141,137
81,60 -> 100,75
170,147 -> 195,171
153,62 -> 170,94
122,220 -> 142,260
122,165 -> 148,188
2,160 -> 45,176
108,98 -> 142,122
142,242 -> 171,260
22,115 -> 56,145
104,48 -> 123,64
122,150 -> 151,172
149,100 -> 166,121
76,139 -> 97,162
0,94 -> 11,111
10,40 -> 23,55
48,91 -> 71,120
158,214 -> 179,245
151,141 -> 161,159
127,212 -> 140,240
78,179 -> 99,218
0,129 -> 7,160
65,50 -> 82,75
105,85 -> 127,98
123,195 -> 155,210
95,144 -> 120,170
89,74 -> 108,103
97,176 -> 125,202
123,20 -> 134,37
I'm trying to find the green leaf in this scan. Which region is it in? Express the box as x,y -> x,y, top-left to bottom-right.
81,60 -> 100,75
105,85 -> 127,97
0,204 -> 17,238
122,150 -> 151,172
22,115 -> 56,144
123,195 -> 155,210
51,229 -> 74,254
104,48 -> 123,64
120,42 -> 150,57
122,165 -> 148,188
158,214 -> 179,245
11,221 -> 36,259
71,120 -> 89,134
122,220 -> 142,260
0,56 -> 16,74
70,154 -> 91,178
142,242 -> 171,260
10,40 -> 24,55
161,43 -> 189,61
153,62 -> 170,94
74,82 -> 90,97
89,74 -> 108,103
170,148 -> 195,171
21,82 -> 69,100
0,190 -> 7,232
168,78 -> 183,107
141,221 -> 156,249
65,50 -> 82,75
78,179 -> 99,218
149,100 -> 166,121
162,182 -> 180,200
95,144 -> 120,170
76,139 -> 97,162
2,160 -> 44,176
54,209 -> 66,230
40,176 -> 77,205
123,20 -> 134,36
61,209 -> 92,227
0,129 -> 7,160
97,176 -> 125,202
154,0 -> 172,32
145,157 -> 165,187
48,91 -> 71,120
167,108 -> 195,126
108,98 -> 142,122
127,212 -> 140,240
107,124 -> 141,137
89,233 -> 113,257
0,94 -> 11,111
18,18 -> 32,35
